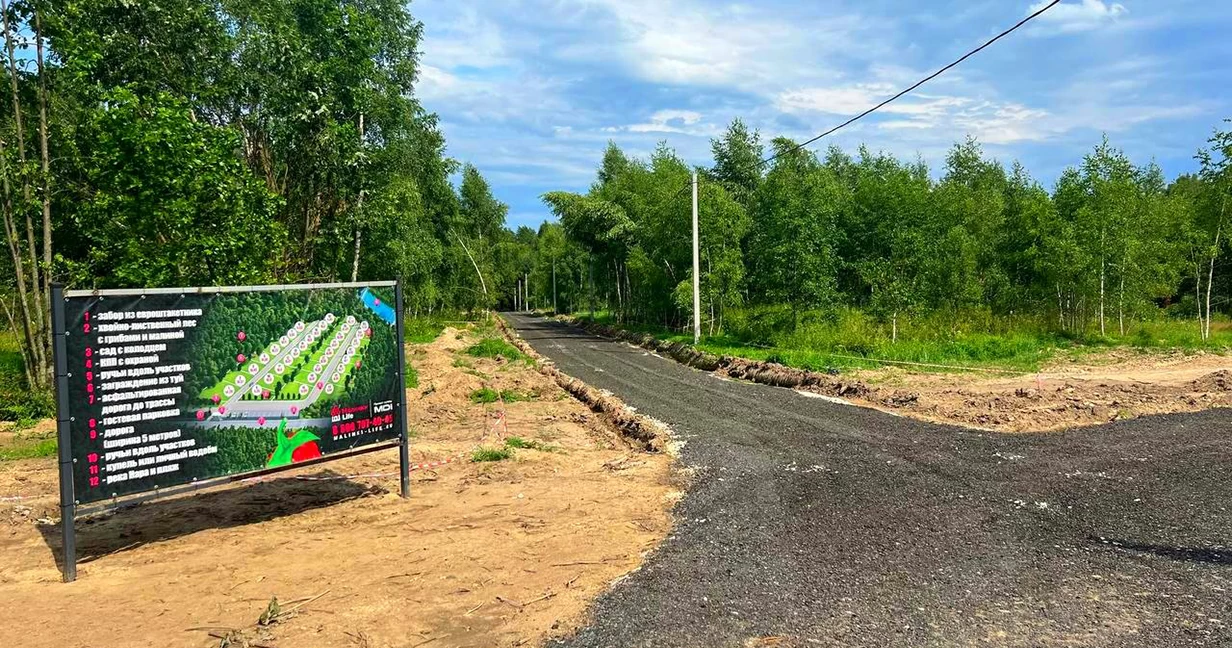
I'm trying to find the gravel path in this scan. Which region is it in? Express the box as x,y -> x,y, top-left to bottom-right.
504,313 -> 1232,648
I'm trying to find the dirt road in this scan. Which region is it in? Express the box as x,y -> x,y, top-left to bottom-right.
504,313 -> 1232,648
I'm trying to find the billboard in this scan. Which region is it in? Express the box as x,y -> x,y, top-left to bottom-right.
57,283 -> 407,506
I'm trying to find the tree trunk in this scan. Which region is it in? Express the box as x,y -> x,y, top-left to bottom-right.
1099,257 -> 1106,336
0,134 -> 38,386
1196,263 -> 1205,339
0,294 -> 31,386
892,312 -> 898,343
451,231 -> 488,309
0,0 -> 43,382
1207,221 -> 1221,341
1056,283 -> 1063,330
1118,271 -> 1125,337
34,10 -> 52,384
350,114 -> 365,283
611,261 -> 621,321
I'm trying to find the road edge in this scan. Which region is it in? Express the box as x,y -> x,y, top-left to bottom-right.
554,315 -> 926,410
496,315 -> 668,453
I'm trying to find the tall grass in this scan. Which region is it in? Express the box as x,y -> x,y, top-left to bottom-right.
464,338 -> 527,362
580,307 -> 1232,374
0,330 -> 54,427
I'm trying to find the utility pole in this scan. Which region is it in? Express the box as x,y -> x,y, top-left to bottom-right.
552,259 -> 557,314
524,272 -> 529,312
691,170 -> 700,345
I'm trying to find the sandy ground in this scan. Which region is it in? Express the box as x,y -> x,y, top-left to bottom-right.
848,348 -> 1232,432
0,325 -> 677,648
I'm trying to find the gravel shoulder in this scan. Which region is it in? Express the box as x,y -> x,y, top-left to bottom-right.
507,313 -> 1232,648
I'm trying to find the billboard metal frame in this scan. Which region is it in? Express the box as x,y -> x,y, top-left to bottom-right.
51,281 -> 412,583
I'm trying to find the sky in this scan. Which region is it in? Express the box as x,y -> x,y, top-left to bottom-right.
410,0 -> 1232,230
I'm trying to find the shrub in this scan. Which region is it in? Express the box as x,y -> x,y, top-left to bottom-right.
505,436 -> 556,452
471,446 -> 513,462
469,388 -> 500,404
464,338 -> 526,362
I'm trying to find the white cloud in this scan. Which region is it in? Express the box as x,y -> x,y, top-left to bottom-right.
419,6 -> 510,69
776,84 -> 973,118
1029,0 -> 1128,34
566,0 -> 871,92
418,64 -> 572,126
603,109 -> 724,137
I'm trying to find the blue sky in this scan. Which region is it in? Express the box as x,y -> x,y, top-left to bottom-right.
410,0 -> 1232,230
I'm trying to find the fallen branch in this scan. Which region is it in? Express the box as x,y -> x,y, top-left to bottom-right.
495,595 -> 523,609
524,590 -> 556,606
277,589 -> 331,618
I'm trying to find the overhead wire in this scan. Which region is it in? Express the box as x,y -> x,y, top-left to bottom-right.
689,0 -> 1064,188
757,0 -> 1061,169
635,4 -> 1062,260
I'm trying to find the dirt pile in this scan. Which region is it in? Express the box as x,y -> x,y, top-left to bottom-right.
1190,369 -> 1232,392
0,324 -> 677,648
561,316 -> 1232,433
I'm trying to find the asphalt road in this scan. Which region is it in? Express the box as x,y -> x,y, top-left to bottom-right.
502,313 -> 1232,648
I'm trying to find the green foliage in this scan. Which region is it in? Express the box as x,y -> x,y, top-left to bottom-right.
0,334 -> 54,426
0,436 -> 58,461
469,387 -> 533,404
534,120 -> 1232,357
505,436 -> 555,452
469,387 -> 499,404
405,363 -> 418,389
21,0 -> 506,317
66,89 -> 283,288
405,316 -> 448,344
471,446 -> 513,462
463,338 -> 526,362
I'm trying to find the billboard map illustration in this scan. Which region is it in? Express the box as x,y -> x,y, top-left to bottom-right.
58,283 -> 406,506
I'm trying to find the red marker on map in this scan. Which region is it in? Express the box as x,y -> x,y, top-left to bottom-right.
237,353 -> 246,364
237,331 -> 246,341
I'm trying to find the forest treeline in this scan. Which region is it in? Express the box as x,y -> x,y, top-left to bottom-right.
3,0 -> 1232,401
529,120 -> 1232,347
0,0 -> 526,393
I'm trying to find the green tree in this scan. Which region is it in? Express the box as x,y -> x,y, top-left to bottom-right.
67,89 -> 282,287
747,138 -> 847,327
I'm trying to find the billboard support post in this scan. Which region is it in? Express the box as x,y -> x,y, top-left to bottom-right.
395,280 -> 410,499
51,282 -> 77,582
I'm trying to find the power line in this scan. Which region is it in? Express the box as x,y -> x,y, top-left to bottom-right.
655,1 -> 1060,208
758,0 -> 1061,169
